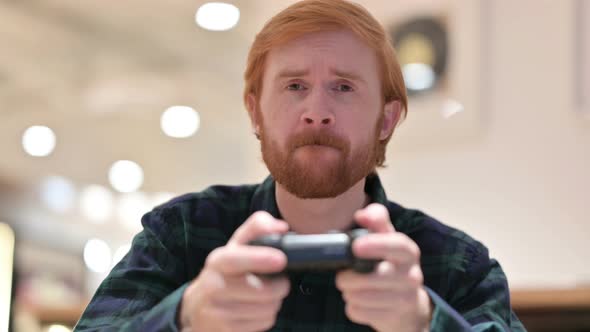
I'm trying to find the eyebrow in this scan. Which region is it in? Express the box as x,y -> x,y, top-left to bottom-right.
330,68 -> 366,84
276,69 -> 309,79
274,68 -> 366,84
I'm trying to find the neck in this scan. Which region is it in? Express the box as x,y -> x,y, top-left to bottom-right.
275,178 -> 370,234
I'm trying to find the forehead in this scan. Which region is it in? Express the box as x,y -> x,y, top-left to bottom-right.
264,29 -> 380,79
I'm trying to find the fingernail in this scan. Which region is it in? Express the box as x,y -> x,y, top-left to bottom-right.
367,203 -> 382,214
377,261 -> 394,275
257,211 -> 272,223
245,273 -> 264,290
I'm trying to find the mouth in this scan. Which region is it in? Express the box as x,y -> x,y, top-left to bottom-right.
296,144 -> 340,153
299,143 -> 334,148
289,132 -> 347,152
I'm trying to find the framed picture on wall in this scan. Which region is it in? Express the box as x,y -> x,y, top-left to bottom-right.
366,0 -> 489,152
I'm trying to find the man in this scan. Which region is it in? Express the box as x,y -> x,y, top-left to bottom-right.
75,0 -> 525,331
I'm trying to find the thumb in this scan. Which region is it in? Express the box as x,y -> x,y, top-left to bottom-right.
354,203 -> 395,233
228,211 -> 289,246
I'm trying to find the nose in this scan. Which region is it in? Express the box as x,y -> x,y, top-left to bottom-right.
303,114 -> 333,126
300,89 -> 335,128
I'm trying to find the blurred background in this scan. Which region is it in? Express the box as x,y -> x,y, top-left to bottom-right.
0,0 -> 589,331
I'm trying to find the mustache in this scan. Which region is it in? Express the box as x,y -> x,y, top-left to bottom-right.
288,130 -> 349,151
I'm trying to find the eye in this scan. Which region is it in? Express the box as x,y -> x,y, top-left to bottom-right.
335,84 -> 354,92
286,83 -> 306,91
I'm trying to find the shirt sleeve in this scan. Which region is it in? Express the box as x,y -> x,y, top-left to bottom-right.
74,206 -> 190,332
426,254 -> 526,331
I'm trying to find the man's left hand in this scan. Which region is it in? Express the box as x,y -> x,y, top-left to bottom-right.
335,203 -> 432,332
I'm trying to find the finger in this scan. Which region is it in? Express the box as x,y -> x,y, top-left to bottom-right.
354,203 -> 394,233
219,274 -> 290,302
336,262 -> 410,291
343,289 -> 430,328
227,316 -> 277,332
345,303 -> 392,326
229,211 -> 289,246
353,232 -> 420,269
341,288 -> 418,309
206,245 -> 287,275
211,298 -> 283,320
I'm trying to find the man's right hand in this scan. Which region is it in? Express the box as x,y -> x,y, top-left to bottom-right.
179,211 -> 290,332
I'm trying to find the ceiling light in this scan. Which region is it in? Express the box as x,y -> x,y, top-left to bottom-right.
109,160 -> 144,193
40,176 -> 76,214
112,244 -> 132,267
441,99 -> 465,118
402,63 -> 436,92
22,125 -> 56,157
116,192 -> 150,232
195,2 -> 240,31
80,185 -> 114,223
83,238 -> 112,274
161,106 -> 200,138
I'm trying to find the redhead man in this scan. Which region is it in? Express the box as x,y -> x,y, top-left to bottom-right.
75,0 -> 525,331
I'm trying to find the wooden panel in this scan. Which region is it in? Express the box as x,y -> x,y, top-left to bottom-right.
21,287 -> 590,329
511,287 -> 590,310
25,303 -> 87,326
512,288 -> 590,332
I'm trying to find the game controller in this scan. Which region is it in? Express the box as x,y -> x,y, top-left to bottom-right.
248,228 -> 378,274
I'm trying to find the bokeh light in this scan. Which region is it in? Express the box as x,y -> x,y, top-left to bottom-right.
402,63 -> 436,92
83,238 -> 112,274
109,160 -> 144,193
116,192 -> 150,232
195,2 -> 240,31
160,106 -> 200,138
40,176 -> 76,214
22,125 -> 56,157
80,185 -> 114,223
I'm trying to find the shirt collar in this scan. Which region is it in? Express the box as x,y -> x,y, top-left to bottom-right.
249,172 -> 389,220
249,174 -> 282,219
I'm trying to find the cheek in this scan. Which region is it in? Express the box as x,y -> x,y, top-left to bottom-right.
343,113 -> 375,134
263,107 -> 299,136
350,117 -> 381,148
260,116 -> 289,147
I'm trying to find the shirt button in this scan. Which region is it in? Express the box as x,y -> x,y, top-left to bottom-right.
299,283 -> 313,295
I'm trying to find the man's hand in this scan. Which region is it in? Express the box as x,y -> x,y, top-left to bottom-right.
336,204 -> 432,332
179,211 -> 290,332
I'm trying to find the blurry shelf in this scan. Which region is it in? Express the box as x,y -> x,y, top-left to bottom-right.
22,302 -> 88,326
511,287 -> 590,310
511,287 -> 590,332
18,288 -> 590,330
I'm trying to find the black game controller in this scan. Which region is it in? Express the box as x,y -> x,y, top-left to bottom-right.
248,228 -> 378,274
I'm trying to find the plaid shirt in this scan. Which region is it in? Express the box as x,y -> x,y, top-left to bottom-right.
75,174 -> 525,331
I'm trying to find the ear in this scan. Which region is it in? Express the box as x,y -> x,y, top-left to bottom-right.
246,93 -> 261,136
379,100 -> 402,141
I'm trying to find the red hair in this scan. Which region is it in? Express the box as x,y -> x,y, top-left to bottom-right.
244,0 -> 408,166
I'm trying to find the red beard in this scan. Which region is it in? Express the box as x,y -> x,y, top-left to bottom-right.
258,112 -> 382,199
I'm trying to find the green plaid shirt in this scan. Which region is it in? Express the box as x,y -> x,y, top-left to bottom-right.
75,174 -> 525,331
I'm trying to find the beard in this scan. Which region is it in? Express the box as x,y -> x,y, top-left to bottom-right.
258,111 -> 382,199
